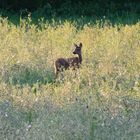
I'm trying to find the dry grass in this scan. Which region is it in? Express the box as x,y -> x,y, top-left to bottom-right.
0,16 -> 140,140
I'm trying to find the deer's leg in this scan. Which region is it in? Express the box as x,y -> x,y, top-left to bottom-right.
55,68 -> 59,78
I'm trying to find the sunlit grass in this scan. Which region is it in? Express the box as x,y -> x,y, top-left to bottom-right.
0,16 -> 140,139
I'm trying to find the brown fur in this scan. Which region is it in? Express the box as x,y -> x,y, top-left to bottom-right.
55,43 -> 83,76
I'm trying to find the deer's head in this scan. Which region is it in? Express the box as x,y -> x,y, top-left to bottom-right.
73,43 -> 82,55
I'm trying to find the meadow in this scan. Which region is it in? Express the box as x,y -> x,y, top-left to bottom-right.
0,15 -> 140,140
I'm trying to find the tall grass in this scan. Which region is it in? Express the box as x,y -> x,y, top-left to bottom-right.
0,16 -> 140,140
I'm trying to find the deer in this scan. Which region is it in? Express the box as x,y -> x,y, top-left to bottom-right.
54,43 -> 83,77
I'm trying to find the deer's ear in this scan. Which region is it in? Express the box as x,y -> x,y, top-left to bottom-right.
79,43 -> 82,47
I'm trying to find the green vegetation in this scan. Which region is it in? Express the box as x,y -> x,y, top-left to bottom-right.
0,1 -> 140,138
0,15 -> 140,139
1,0 -> 140,15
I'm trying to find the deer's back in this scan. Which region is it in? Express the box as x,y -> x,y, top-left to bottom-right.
55,57 -> 79,69
55,58 -> 69,70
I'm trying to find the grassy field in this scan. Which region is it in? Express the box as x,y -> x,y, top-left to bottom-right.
0,15 -> 140,140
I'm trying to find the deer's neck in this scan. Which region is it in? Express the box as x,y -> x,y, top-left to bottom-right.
78,54 -> 82,64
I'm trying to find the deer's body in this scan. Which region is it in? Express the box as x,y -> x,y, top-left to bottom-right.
55,43 -> 82,76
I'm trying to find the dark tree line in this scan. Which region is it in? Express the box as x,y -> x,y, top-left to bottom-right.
0,0 -> 139,15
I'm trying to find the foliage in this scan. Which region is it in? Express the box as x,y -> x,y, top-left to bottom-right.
0,16 -> 140,139
0,0 -> 140,16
